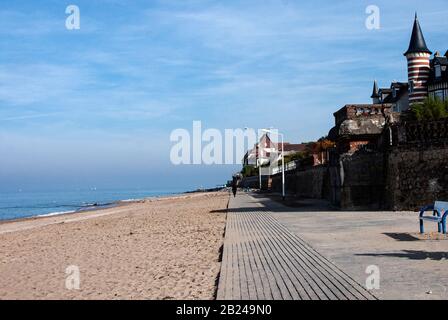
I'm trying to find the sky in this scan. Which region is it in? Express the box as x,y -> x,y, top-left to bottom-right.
0,0 -> 447,192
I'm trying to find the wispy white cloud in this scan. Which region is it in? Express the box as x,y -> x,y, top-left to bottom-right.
0,112 -> 60,121
0,64 -> 92,105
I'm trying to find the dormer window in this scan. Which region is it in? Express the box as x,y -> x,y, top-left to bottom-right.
435,64 -> 442,78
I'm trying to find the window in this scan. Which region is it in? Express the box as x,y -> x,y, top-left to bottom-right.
435,64 -> 442,78
435,90 -> 444,100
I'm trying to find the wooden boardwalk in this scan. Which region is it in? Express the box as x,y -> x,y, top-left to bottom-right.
217,193 -> 376,300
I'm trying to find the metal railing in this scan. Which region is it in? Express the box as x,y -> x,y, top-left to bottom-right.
271,161 -> 297,175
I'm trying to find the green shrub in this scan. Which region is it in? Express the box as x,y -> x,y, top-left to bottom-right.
241,165 -> 259,177
411,97 -> 448,121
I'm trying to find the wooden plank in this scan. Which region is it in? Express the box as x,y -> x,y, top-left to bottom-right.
238,209 -> 281,299
242,212 -> 292,300
239,217 -> 270,300
245,211 -> 300,300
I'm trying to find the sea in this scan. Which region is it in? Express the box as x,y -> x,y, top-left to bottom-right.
0,188 -> 189,221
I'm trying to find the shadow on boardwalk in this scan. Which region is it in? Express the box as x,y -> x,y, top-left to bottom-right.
211,192 -> 333,214
246,192 -> 337,213
356,250 -> 448,261
211,207 -> 264,214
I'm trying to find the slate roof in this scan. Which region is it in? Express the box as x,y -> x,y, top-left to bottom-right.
404,14 -> 432,56
371,80 -> 380,98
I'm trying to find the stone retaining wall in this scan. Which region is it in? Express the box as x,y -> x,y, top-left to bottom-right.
385,146 -> 448,210
240,144 -> 448,211
339,152 -> 385,210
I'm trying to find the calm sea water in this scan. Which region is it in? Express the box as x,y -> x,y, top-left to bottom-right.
0,188 -> 187,221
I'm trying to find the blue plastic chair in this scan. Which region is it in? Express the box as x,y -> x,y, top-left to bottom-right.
419,201 -> 448,234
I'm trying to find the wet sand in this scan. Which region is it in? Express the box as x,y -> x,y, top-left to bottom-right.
0,191 -> 229,300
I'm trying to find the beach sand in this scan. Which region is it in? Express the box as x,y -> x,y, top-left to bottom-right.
0,191 -> 229,300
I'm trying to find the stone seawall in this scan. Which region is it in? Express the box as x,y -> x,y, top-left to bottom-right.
270,171 -> 297,195
239,144 -> 448,210
385,145 -> 448,210
296,166 -> 327,199
240,175 -> 270,190
333,146 -> 448,210
269,166 -> 328,199
339,152 -> 385,210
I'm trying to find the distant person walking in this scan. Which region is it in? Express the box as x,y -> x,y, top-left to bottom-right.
231,178 -> 238,198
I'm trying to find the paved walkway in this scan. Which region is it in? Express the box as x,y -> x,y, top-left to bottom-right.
262,196 -> 448,300
217,193 -> 376,300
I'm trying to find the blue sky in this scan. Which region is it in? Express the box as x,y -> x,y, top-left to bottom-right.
0,0 -> 447,192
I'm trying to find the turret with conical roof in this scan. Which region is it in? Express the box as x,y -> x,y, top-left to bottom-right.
371,80 -> 380,103
404,14 -> 432,56
404,13 -> 431,105
371,80 -> 379,98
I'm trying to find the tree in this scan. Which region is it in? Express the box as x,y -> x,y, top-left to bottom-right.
280,138 -> 335,166
411,97 -> 448,121
241,165 -> 258,178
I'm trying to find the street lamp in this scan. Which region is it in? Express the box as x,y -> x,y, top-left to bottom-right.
257,143 -> 261,190
262,129 -> 285,201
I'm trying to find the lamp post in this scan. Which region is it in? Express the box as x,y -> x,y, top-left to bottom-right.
262,129 -> 285,201
257,143 -> 262,190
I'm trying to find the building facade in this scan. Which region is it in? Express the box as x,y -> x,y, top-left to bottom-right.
428,51 -> 448,101
404,14 -> 432,105
372,14 -> 448,111
329,104 -> 392,154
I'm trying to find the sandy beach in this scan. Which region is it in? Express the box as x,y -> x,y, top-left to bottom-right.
0,191 -> 229,300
